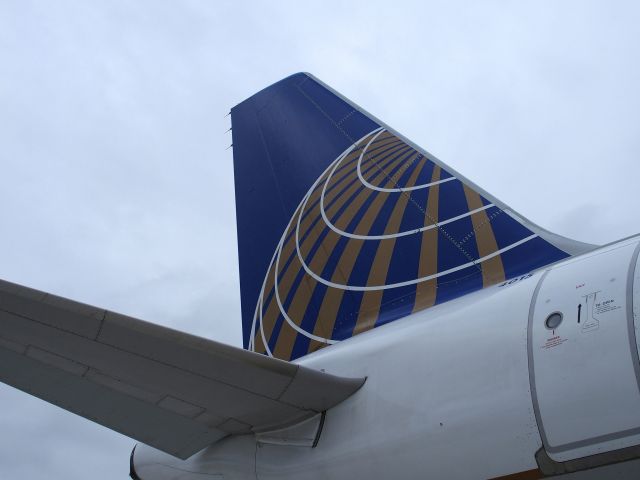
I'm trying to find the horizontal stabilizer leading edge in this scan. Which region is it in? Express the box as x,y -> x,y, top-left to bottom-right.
0,279 -> 364,459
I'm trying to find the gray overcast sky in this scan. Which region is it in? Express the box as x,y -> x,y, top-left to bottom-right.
1,1 -> 639,478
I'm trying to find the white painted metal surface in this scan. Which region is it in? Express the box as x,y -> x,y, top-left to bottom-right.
634,246 -> 640,367
529,239 -> 640,461
136,271 -> 545,479
257,275 -> 542,480
0,279 -> 363,459
132,236 -> 640,479
134,436 -> 256,479
255,413 -> 323,447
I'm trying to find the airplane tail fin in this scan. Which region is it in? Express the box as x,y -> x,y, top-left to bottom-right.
230,73 -> 592,361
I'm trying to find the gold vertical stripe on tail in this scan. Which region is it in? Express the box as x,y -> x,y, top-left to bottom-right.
359,133 -> 400,165
264,136 -> 380,342
413,166 -> 442,313
311,241 -> 362,341
313,132 -> 396,210
296,137 -> 397,258
253,320 -> 267,354
361,144 -> 415,187
297,148 -> 412,264
273,265 -> 317,359
272,148 -> 416,359
258,202 -> 318,350
256,132 -> 398,357
260,180 -> 330,353
462,186 -> 505,286
330,134 -> 401,190
329,149 -> 416,233
353,156 -> 429,335
278,140 -> 388,299
356,132 -> 400,168
252,259 -> 278,353
317,143 -> 409,241
259,132 -> 448,360
310,154 -> 422,346
258,237 -> 300,347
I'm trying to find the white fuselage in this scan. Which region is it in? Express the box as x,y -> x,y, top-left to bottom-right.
133,235 -> 640,479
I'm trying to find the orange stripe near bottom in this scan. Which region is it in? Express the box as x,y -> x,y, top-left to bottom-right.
488,468 -> 543,479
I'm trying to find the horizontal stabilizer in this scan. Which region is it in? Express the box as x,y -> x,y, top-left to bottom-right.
0,279 -> 364,459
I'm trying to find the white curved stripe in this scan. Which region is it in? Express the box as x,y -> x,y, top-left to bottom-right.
295,211 -> 538,292
363,175 -> 456,192
356,128 -> 456,193
249,291 -> 259,352
273,230 -> 338,345
259,322 -> 271,356
249,128 -> 384,351
317,136 -> 495,240
318,130 -> 493,242
258,291 -> 274,357
319,185 -> 494,240
249,243 -> 281,353
249,302 -> 256,351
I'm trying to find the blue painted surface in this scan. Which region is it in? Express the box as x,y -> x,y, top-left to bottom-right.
231,73 -> 570,360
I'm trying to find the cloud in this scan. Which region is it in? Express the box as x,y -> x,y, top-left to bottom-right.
0,1 -> 639,478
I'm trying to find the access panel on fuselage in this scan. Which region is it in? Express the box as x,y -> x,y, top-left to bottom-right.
529,241 -> 640,462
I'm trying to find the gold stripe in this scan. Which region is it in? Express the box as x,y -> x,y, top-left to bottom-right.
306,339 -> 326,355
413,166 -> 441,312
271,148 -> 416,358
463,186 -> 505,287
312,255 -> 361,343
313,132 -> 393,207
273,147 -> 420,359
252,259 -> 278,353
298,136 -> 399,250
358,135 -> 404,174
257,246 -> 297,348
253,325 -> 266,354
272,134 -> 388,306
365,146 -> 420,188
311,269 -> 353,340
260,144 -> 370,352
335,149 -> 418,232
273,259 -> 317,359
262,212 -> 342,357
360,144 -> 415,187
272,185 -> 390,357
488,468 -> 542,480
258,131 -> 389,355
355,132 -> 398,169
321,143 -> 408,224
309,147 -> 418,340
263,184 -> 326,336
328,143 -> 411,208
353,156 -> 429,335
260,191 -> 326,354
288,145 -> 412,283
313,153 -> 427,343
305,133 -> 386,220
359,132 -> 400,162
353,134 -> 406,172
327,135 -> 401,193
265,135 -> 428,359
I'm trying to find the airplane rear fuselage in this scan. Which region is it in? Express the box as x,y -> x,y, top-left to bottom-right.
132,235 -> 640,479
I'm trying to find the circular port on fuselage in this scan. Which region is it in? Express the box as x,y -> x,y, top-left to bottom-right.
545,312 -> 563,330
